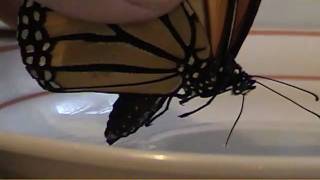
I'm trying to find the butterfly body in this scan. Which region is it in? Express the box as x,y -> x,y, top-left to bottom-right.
178,55 -> 256,102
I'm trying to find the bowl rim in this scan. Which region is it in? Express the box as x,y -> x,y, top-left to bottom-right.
1,132 -> 320,178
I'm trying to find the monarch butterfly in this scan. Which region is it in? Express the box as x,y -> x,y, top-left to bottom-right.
17,0 -> 319,145
15,0 -> 260,144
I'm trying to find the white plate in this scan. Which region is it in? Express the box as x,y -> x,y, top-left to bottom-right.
0,32 -> 320,178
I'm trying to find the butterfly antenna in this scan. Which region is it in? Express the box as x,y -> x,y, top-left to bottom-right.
252,75 -> 319,101
179,95 -> 198,105
256,81 -> 320,119
225,95 -> 246,147
179,96 -> 216,118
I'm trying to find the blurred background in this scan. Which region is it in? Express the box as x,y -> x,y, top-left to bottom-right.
255,0 -> 320,30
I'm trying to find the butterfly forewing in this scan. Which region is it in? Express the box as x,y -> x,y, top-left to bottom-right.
208,0 -> 261,59
207,0 -> 234,57
229,0 -> 261,57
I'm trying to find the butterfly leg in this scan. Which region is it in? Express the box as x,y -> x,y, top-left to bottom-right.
145,96 -> 173,127
179,96 -> 216,118
176,88 -> 198,105
179,94 -> 198,105
176,88 -> 192,99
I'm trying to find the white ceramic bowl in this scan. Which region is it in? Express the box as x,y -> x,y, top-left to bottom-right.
1,31 -> 320,178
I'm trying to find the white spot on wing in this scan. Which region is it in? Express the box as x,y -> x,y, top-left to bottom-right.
50,82 -> 61,89
21,29 -> 29,39
201,62 -> 207,69
35,31 -> 43,41
192,72 -> 199,79
22,16 -> 29,24
234,69 -> 240,74
33,11 -> 40,21
26,56 -> 33,64
188,56 -> 195,65
30,69 -> 38,78
178,66 -> 185,72
39,56 -> 46,66
26,0 -> 34,8
26,45 -> 34,53
42,43 -> 51,51
44,71 -> 52,80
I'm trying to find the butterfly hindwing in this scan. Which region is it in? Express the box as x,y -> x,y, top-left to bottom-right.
105,94 -> 168,144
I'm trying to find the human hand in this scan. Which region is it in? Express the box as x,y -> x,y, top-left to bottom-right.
36,0 -> 183,24
0,0 -> 183,29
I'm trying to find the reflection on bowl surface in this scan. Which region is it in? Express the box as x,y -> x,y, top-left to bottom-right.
126,127 -> 320,156
0,87 -> 319,156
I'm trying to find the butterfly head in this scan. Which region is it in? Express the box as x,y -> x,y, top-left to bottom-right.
214,55 -> 257,96
229,68 -> 256,95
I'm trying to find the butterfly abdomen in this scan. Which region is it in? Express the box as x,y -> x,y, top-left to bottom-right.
105,94 -> 168,144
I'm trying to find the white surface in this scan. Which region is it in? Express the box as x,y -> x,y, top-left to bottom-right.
1,85 -> 319,156
255,0 -> 320,30
239,35 -> 320,76
0,49 -> 43,103
0,34 -> 320,177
